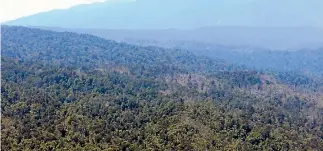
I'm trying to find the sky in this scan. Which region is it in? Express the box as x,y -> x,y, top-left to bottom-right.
0,0 -> 106,22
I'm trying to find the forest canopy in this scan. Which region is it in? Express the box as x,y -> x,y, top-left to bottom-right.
1,26 -> 323,151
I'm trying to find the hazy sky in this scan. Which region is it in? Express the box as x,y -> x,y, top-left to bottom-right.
0,0 -> 106,22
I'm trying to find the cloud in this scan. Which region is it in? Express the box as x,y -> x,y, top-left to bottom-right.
0,0 -> 106,22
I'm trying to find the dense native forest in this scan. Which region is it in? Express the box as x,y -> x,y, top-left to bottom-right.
105,38 -> 323,75
1,26 -> 323,150
38,26 -> 323,74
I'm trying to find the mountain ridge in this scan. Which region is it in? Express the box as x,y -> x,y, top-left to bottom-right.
22,25 -> 323,75
5,0 -> 323,29
25,25 -> 323,50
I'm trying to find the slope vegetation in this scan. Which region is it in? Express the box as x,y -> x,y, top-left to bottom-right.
1,26 -> 323,150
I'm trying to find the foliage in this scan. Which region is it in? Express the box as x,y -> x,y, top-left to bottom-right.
1,26 -> 323,150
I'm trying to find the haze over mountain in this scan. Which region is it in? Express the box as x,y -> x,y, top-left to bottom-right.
5,0 -> 323,50
5,0 -> 323,29
38,26 -> 323,50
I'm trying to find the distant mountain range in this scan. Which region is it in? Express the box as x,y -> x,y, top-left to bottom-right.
5,0 -> 323,29
36,26 -> 323,50
5,0 -> 323,50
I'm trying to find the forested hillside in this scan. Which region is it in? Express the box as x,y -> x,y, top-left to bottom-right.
1,26 -> 239,76
37,26 -> 323,74
1,26 -> 323,150
120,38 -> 323,74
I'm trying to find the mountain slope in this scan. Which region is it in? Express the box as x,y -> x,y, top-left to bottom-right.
1,26 -> 323,150
1,26 -> 237,76
35,26 -> 323,74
